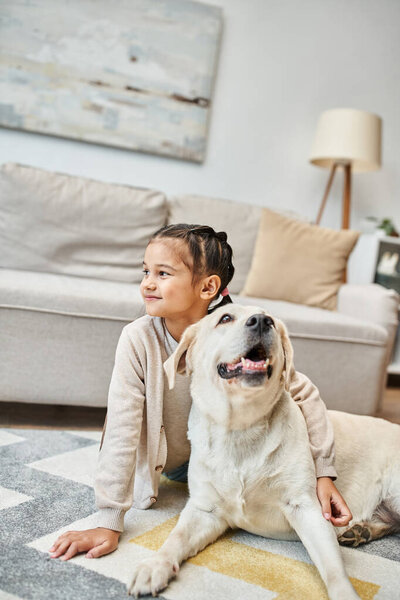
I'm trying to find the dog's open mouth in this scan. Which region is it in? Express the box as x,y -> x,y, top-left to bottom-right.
217,343 -> 272,380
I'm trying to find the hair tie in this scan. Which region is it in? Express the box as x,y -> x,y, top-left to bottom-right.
221,287 -> 229,297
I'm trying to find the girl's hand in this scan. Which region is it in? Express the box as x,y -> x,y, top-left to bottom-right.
49,527 -> 120,561
316,477 -> 353,527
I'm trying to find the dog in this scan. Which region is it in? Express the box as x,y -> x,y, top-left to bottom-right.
127,304 -> 400,599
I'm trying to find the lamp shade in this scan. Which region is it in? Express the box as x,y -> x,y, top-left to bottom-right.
309,108 -> 382,172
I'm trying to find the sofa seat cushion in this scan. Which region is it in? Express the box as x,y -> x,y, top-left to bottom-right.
0,162 -> 167,284
232,293 -> 387,346
0,268 -> 144,407
1,268 -> 386,346
0,268 -> 145,321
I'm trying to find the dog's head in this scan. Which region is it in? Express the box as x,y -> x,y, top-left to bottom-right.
164,304 -> 294,427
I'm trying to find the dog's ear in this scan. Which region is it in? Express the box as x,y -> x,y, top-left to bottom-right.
163,322 -> 199,390
276,319 -> 294,391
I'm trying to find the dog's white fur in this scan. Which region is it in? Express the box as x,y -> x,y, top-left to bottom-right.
128,305 -> 400,599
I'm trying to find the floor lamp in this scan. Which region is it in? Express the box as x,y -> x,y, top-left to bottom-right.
309,108 -> 382,230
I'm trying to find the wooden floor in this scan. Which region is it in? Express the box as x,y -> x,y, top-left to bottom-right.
1,386 -> 400,430
0,401 -> 107,430
375,385 -> 400,424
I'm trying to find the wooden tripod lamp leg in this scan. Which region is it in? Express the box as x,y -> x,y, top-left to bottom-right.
342,164 -> 351,230
315,162 -> 352,283
315,163 -> 338,225
342,163 -> 352,283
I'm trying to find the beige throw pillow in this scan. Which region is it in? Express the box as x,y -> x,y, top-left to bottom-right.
241,208 -> 360,310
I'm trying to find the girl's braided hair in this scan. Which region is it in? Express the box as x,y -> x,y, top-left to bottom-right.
149,223 -> 235,313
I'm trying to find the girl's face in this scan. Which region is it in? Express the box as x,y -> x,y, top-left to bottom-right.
140,239 -> 206,319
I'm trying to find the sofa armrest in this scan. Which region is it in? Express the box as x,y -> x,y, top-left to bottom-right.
337,283 -> 399,328
337,283 -> 399,365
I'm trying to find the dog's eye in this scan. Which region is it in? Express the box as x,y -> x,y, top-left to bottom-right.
218,314 -> 233,325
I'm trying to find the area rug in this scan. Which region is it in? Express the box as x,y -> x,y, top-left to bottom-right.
1,427 -> 399,600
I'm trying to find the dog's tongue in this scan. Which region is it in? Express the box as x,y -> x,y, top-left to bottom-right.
226,357 -> 269,372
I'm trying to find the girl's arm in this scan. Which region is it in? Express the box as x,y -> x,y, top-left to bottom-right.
288,365 -> 352,526
288,364 -> 337,479
48,327 -> 144,561
94,327 -> 146,533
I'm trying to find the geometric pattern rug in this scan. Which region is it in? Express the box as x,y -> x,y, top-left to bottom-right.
1,427 -> 399,600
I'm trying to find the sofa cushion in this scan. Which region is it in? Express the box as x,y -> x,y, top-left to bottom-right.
241,208 -> 360,310
167,194 -> 309,295
0,268 -> 145,321
0,268 -> 145,408
0,163 -> 167,283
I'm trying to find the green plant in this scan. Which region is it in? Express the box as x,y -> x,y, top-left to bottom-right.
365,216 -> 399,237
377,218 -> 399,237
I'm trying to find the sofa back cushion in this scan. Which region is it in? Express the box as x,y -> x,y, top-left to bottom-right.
0,163 -> 167,283
167,194 -> 308,294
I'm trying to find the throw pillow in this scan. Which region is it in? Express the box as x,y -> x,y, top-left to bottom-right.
241,208 -> 360,310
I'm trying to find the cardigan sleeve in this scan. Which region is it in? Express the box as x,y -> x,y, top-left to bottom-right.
288,365 -> 337,480
93,327 -> 146,532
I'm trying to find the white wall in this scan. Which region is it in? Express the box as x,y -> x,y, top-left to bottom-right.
1,0 -> 399,235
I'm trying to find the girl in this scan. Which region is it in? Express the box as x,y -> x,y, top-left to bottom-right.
49,224 -> 352,561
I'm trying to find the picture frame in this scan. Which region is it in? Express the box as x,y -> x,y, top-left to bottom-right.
373,235 -> 400,295
0,0 -> 223,163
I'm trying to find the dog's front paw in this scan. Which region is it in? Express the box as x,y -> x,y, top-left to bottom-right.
127,555 -> 179,598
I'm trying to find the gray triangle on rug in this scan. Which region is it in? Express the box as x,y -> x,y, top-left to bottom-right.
1,427 -> 399,599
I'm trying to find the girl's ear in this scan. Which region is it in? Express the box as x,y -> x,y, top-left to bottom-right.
276,319 -> 294,391
200,274 -> 221,301
163,322 -> 199,389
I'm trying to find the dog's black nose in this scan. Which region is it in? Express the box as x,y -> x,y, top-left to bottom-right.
245,314 -> 274,334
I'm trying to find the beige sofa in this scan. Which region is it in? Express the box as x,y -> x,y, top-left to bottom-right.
0,163 -> 398,415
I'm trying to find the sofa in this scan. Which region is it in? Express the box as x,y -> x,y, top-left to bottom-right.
0,162 -> 398,415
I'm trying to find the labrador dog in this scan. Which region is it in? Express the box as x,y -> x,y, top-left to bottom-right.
128,304 -> 400,599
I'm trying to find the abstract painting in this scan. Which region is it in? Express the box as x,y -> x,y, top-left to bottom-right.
0,0 -> 223,162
